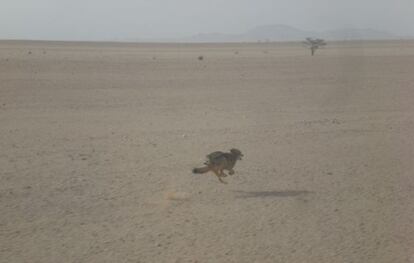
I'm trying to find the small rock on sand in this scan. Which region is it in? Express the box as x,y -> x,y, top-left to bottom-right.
165,191 -> 190,201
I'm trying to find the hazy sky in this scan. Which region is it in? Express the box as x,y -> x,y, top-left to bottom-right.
1,0 -> 413,40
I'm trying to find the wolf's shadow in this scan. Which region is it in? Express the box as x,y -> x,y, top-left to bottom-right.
233,190 -> 313,198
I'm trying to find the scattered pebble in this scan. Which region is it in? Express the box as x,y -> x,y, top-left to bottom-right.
166,191 -> 190,201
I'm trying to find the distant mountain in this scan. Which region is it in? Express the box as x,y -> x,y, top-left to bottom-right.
322,28 -> 395,40
243,25 -> 317,41
182,25 -> 396,43
187,32 -> 240,42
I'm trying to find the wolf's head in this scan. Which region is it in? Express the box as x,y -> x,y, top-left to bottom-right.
230,148 -> 243,160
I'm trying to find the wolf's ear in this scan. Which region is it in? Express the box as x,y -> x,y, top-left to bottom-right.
230,148 -> 242,155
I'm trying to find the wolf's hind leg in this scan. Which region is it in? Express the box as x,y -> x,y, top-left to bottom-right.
213,169 -> 228,184
217,176 -> 228,184
220,169 -> 229,177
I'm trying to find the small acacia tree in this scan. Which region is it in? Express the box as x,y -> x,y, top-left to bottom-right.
303,37 -> 327,56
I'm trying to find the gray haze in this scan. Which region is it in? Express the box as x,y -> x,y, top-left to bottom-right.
1,0 -> 413,41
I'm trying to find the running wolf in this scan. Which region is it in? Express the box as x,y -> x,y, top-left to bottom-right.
192,148 -> 243,184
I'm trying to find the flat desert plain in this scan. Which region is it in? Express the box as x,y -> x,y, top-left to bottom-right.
1,40 -> 414,263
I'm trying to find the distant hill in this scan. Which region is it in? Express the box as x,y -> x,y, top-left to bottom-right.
182,25 -> 396,43
243,25 -> 317,41
322,28 -> 395,40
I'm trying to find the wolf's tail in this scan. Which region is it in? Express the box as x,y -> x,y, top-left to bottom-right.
192,166 -> 210,174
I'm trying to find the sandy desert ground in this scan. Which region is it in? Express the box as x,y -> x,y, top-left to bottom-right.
1,40 -> 414,262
